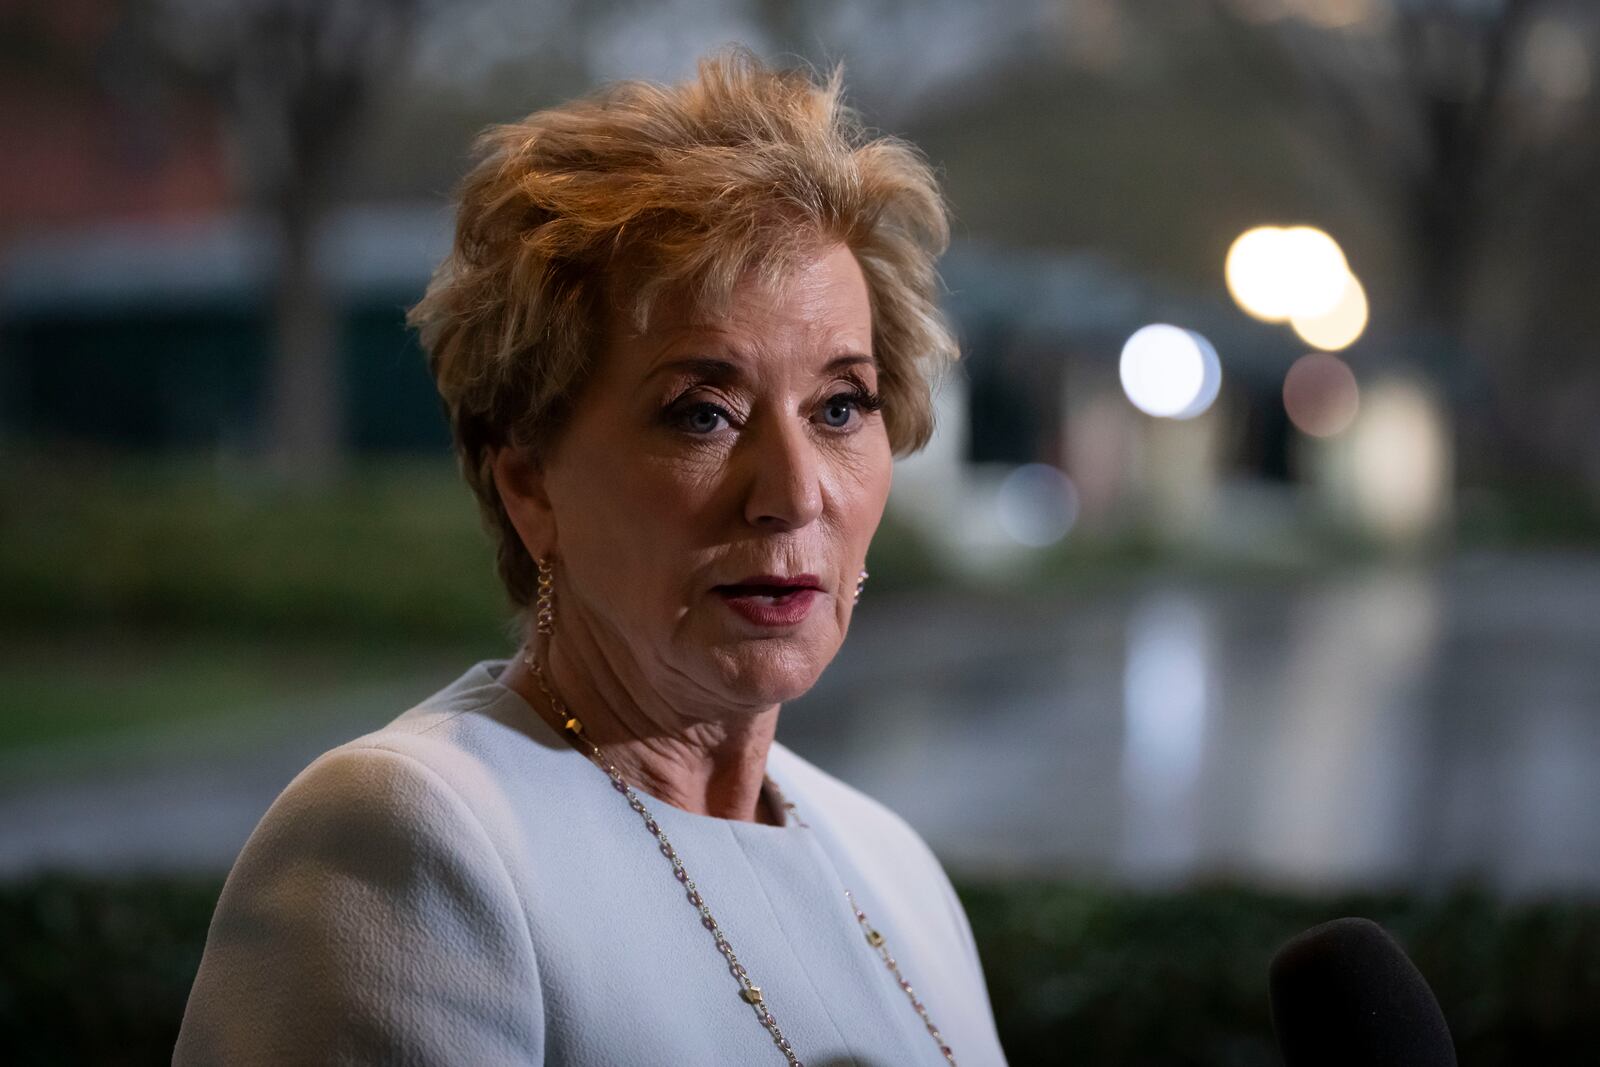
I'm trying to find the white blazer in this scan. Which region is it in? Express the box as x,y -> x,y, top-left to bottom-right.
174,660 -> 1009,1065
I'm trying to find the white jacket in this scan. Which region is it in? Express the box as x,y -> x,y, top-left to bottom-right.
174,660 -> 1009,1066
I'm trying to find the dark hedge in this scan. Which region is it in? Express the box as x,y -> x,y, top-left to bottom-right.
962,881 -> 1600,1066
3,874 -> 1598,1065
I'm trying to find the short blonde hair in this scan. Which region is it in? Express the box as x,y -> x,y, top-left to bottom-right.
408,47 -> 956,610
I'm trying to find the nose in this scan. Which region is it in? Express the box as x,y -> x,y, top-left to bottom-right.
742,413 -> 824,531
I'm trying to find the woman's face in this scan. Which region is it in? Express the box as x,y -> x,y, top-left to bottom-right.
514,242 -> 892,713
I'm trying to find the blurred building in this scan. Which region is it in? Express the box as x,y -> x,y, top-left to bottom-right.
1,206 -> 451,453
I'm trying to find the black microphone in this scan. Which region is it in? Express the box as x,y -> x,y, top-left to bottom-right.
1268,917 -> 1457,1067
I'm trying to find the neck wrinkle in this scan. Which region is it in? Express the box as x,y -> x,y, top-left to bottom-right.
521,609 -> 781,824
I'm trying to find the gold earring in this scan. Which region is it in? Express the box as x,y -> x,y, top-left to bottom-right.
535,556 -> 556,636
854,568 -> 869,604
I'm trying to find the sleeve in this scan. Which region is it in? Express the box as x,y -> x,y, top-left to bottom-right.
173,745 -> 545,1066
932,857 -> 998,1015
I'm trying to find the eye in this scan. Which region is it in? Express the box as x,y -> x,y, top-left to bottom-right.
673,401 -> 733,435
817,387 -> 885,431
820,394 -> 859,429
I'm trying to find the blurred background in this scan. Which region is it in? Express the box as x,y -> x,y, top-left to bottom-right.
4,0 -> 1600,1063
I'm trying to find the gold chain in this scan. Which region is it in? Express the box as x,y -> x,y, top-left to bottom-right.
847,889 -> 959,1064
520,648 -> 958,1066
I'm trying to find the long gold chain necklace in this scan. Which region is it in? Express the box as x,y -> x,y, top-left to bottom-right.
521,648 -> 958,1066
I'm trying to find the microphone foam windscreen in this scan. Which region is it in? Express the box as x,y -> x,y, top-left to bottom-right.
1268,917 -> 1457,1067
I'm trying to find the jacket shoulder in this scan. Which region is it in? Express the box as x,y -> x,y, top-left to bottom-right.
175,741 -> 546,1064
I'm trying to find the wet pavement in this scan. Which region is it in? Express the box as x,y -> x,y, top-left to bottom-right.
4,549 -> 1599,896
792,549 -> 1600,895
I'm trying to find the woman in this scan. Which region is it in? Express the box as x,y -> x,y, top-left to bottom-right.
176,49 -> 1008,1066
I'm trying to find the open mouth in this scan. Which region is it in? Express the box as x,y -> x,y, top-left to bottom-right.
714,583 -> 818,603
712,574 -> 824,625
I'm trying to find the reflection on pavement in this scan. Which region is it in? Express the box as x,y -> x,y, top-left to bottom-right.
792,551 -> 1600,895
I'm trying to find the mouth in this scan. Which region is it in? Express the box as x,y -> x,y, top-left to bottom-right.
713,573 -> 825,601
712,574 -> 825,626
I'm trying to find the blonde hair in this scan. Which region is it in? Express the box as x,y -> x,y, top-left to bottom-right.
408,47 -> 957,609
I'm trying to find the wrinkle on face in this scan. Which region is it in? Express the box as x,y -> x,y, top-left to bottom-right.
539,241 -> 891,731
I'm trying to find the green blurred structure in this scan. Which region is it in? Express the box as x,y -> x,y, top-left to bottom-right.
4,875 -> 1598,1066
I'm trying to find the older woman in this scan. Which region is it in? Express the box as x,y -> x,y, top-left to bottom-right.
175,49 -> 1008,1066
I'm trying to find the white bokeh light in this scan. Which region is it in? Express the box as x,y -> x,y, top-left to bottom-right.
1121,594 -> 1210,880
1279,227 -> 1352,317
1226,225 -> 1353,322
1119,324 -> 1223,420
995,464 -> 1081,547
1225,227 -> 1294,321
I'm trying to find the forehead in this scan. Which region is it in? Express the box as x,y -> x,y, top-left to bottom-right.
602,244 -> 873,374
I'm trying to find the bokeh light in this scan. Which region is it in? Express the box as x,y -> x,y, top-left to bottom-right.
1225,224 -> 1352,322
1289,0 -> 1384,31
1228,0 -> 1387,32
1347,381 -> 1452,543
1119,324 -> 1223,420
1524,17 -> 1592,103
1225,227 -> 1291,321
1121,594 -> 1209,878
1283,352 -> 1360,438
1122,595 -> 1208,799
1291,273 -> 1368,350
996,463 -> 1081,547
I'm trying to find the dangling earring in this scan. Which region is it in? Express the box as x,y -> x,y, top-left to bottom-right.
526,556 -> 583,735
535,556 -> 556,638
854,568 -> 869,604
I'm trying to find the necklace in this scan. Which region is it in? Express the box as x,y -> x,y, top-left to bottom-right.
520,648 -> 958,1066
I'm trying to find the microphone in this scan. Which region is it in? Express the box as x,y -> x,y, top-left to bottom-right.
1268,917 -> 1457,1067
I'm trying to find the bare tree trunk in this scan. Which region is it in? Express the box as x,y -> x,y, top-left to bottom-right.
266,189 -> 342,484
223,0 -> 422,485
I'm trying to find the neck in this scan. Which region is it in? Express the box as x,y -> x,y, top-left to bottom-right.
503,630 -> 783,825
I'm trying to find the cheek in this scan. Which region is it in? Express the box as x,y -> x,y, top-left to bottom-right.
553,447 -> 723,604
832,436 -> 893,546
561,431 -> 715,532
816,449 -> 890,629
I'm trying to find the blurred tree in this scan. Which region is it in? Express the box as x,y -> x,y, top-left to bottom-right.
1208,0 -> 1600,490
152,0 -> 428,483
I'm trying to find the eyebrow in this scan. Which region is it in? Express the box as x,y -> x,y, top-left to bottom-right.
642,353 -> 876,388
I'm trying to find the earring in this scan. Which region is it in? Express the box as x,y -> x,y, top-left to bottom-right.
535,556 -> 556,637
854,568 -> 869,604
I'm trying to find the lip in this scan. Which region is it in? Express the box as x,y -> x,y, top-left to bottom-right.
722,573 -> 823,590
713,573 -> 823,628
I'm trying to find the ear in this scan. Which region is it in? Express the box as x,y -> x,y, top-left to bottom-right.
491,445 -> 558,560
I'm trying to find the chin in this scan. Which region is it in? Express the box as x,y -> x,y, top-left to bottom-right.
705,635 -> 835,708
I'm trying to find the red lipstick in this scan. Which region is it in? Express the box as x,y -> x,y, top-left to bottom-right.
714,574 -> 823,627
